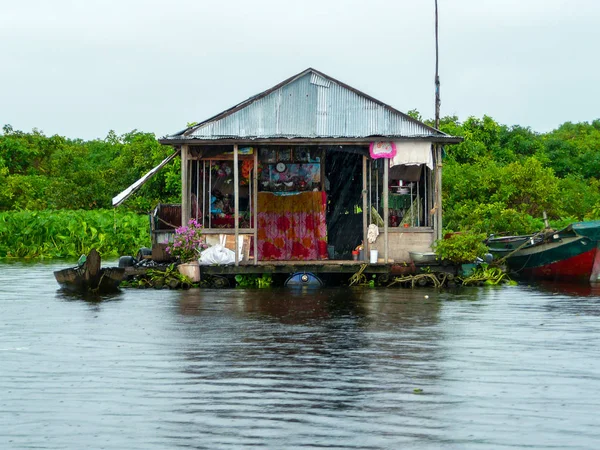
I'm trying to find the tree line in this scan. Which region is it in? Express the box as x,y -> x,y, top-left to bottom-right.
1,115 -> 599,240
0,125 -> 180,213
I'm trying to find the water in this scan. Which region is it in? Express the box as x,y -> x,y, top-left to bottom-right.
1,261 -> 600,449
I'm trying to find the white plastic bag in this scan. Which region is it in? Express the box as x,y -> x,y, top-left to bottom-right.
199,244 -> 236,265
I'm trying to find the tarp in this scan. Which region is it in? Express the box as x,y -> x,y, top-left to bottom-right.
389,141 -> 433,170
112,149 -> 180,207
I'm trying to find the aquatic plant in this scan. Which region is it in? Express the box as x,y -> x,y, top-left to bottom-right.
0,209 -> 149,259
460,263 -> 516,286
234,274 -> 272,288
166,218 -> 207,263
122,264 -> 194,289
348,264 -> 376,287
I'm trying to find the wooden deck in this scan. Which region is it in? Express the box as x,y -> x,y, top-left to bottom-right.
201,259 -> 392,275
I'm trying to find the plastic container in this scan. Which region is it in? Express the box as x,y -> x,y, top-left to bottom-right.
327,245 -> 335,260
352,250 -> 359,261
370,249 -> 379,264
178,261 -> 200,282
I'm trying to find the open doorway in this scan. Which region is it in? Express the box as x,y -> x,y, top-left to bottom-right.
325,149 -> 364,259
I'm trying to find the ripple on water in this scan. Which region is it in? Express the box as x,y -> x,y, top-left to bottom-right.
1,263 -> 600,449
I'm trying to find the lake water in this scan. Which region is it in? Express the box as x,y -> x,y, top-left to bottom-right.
1,261 -> 600,449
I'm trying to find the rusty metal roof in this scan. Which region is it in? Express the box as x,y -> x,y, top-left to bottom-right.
161,68 -> 457,143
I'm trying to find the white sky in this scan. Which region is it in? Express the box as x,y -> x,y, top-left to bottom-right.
2,0 -> 599,140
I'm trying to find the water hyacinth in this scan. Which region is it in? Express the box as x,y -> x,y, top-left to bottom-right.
166,219 -> 208,262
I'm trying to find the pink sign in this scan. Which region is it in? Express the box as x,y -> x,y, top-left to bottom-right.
369,141 -> 396,159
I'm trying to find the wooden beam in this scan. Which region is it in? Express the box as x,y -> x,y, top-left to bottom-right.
195,160 -> 199,221
208,159 -> 212,229
383,158 -> 389,263
435,145 -> 443,241
253,147 -> 259,265
181,144 -> 190,226
202,160 -> 206,228
234,144 -> 239,266
362,155 -> 368,261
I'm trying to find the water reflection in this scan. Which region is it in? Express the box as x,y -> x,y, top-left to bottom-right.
532,280 -> 600,297
2,262 -> 600,449
55,289 -> 124,304
168,288 -> 447,448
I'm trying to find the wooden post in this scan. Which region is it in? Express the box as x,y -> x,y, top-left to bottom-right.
368,159 -> 372,227
181,144 -> 190,226
253,147 -> 259,265
362,155 -> 368,260
435,145 -> 443,241
234,144 -> 239,266
195,161 -> 199,221
208,159 -> 212,229
434,0 -> 442,241
383,158 -> 389,263
202,160 -> 206,228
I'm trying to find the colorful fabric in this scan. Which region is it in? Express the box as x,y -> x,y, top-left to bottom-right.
258,191 -> 328,260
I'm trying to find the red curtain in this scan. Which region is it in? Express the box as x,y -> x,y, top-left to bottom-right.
257,192 -> 328,261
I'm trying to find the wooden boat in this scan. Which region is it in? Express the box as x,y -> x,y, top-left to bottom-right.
486,221 -> 600,283
54,249 -> 126,293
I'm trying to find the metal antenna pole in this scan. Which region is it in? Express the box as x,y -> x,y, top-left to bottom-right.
435,0 -> 440,130
434,0 -> 443,240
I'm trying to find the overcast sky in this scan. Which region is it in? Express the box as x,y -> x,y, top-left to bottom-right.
2,0 -> 599,140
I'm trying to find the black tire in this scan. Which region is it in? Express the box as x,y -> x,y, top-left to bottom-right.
136,247 -> 152,261
118,255 -> 136,268
212,276 -> 230,289
377,273 -> 390,284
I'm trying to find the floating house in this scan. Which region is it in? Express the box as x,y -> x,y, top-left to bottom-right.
115,68 -> 461,276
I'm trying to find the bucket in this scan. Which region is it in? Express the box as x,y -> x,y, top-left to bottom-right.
178,261 -> 200,282
370,249 -> 379,264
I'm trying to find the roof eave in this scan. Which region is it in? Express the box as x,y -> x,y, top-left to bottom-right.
158,136 -> 464,146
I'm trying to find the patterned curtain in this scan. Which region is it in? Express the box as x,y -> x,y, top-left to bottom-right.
257,192 -> 328,260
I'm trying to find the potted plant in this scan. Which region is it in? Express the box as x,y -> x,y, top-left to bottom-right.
167,218 -> 208,282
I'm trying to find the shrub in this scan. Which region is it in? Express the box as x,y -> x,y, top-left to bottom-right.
433,232 -> 488,264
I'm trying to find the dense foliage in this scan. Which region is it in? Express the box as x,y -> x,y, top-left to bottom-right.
1,115 -> 599,259
0,125 -> 180,212
429,115 -> 600,234
0,210 -> 149,259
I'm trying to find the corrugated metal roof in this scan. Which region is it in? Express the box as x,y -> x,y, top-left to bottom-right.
163,68 -> 453,142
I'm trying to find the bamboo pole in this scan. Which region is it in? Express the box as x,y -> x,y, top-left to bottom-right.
383,159 -> 389,263
424,165 -> 428,227
195,161 -> 199,221
202,160 -> 206,228
181,144 -> 190,226
436,146 -> 443,240
253,147 -> 259,265
362,155 -> 368,260
434,0 -> 443,241
234,144 -> 239,266
368,159 -> 372,227
208,159 -> 212,229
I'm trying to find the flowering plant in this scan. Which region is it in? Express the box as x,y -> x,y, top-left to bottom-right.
166,218 -> 208,262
